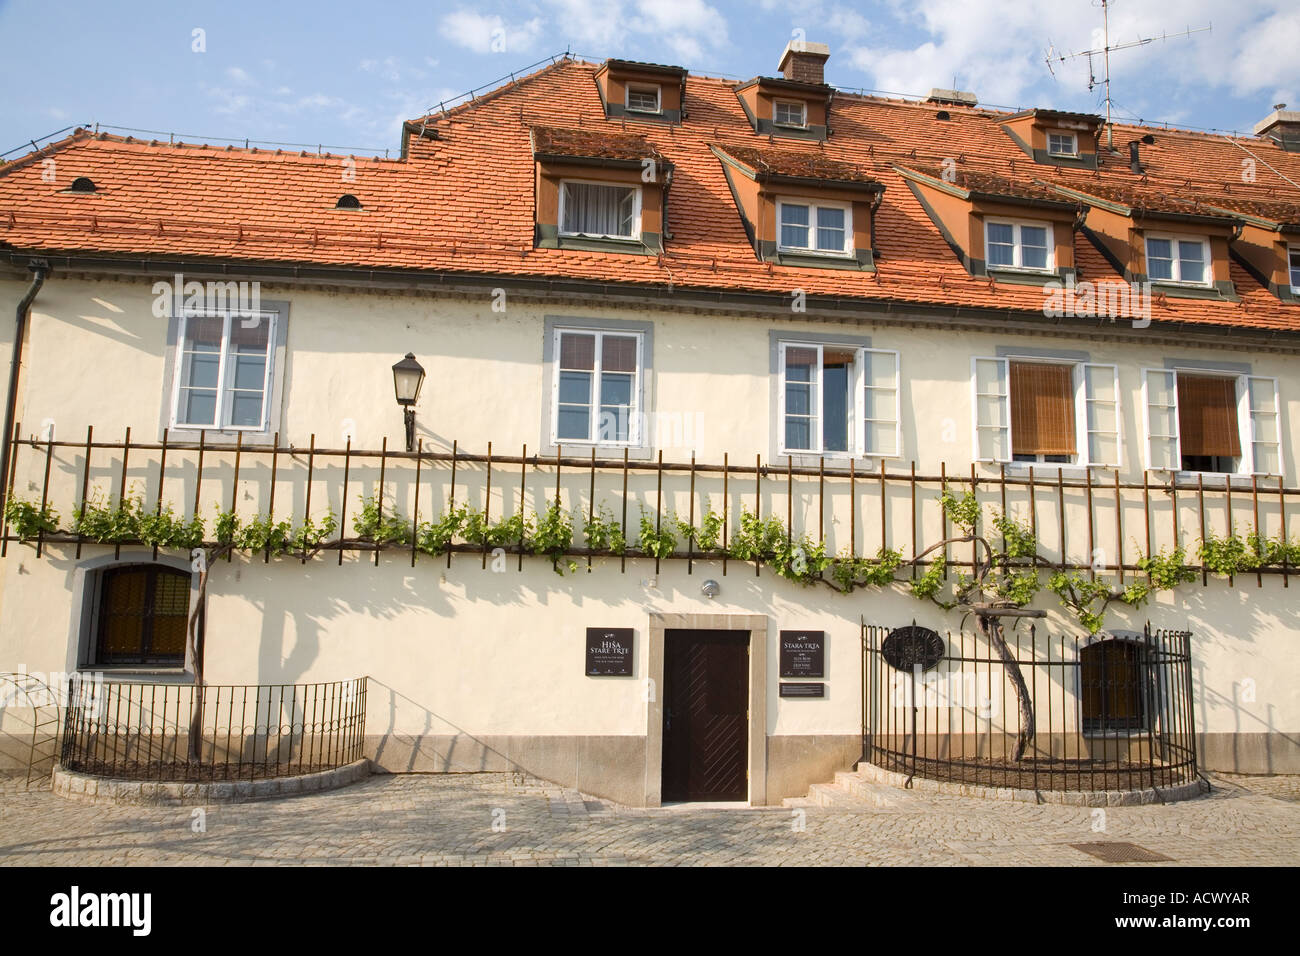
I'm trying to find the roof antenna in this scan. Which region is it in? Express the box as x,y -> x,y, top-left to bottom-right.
1044,0 -> 1210,150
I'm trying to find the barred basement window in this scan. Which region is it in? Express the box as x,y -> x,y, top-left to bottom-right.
94,565 -> 190,668
1081,639 -> 1147,734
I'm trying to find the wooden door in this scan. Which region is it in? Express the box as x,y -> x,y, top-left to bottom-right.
661,629 -> 749,802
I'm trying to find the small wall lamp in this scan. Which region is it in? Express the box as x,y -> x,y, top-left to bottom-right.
391,352 -> 426,452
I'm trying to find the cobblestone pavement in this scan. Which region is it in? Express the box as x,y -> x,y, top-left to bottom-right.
0,771 -> 1297,866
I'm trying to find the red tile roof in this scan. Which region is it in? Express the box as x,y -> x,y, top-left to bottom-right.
712,142 -> 880,185
896,164 -> 1072,206
3,57 -> 1300,333
531,125 -> 664,163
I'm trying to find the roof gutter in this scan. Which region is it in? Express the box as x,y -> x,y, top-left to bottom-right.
4,248 -> 1297,351
1,258 -> 48,524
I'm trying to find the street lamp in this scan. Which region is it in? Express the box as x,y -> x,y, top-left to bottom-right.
391,352 -> 425,452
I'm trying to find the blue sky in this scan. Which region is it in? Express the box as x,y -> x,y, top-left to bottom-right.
2,0 -> 1297,158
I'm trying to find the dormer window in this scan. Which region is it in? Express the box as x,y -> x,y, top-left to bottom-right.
1047,131 -> 1078,157
778,199 -> 851,256
1145,234 -> 1209,286
626,84 -> 661,114
532,125 -> 667,255
594,59 -> 686,124
559,181 -> 641,240
1289,245 -> 1300,293
986,219 -> 1053,272
774,100 -> 806,128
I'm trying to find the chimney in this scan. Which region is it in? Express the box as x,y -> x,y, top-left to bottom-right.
778,40 -> 830,85
1255,104 -> 1300,151
925,88 -> 977,108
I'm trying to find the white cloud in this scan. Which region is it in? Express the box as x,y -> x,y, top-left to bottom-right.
438,10 -> 544,55
225,66 -> 254,86
843,0 -> 1300,124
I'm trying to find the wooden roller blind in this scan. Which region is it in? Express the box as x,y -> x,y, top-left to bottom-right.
1177,374 -> 1241,458
1010,362 -> 1076,456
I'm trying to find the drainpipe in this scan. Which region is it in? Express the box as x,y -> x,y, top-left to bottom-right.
0,259 -> 50,521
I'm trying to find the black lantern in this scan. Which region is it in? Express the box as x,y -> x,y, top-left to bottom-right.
391,352 -> 425,452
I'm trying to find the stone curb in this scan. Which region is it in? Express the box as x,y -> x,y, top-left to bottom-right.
856,761 -> 1208,806
51,759 -> 370,806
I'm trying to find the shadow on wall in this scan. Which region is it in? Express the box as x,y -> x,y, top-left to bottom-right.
367,677 -> 525,774
1169,586 -> 1300,774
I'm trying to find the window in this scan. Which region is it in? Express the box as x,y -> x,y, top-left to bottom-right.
553,329 -> 642,445
93,565 -> 190,668
972,357 -> 1120,466
1142,368 -> 1280,475
172,310 -> 275,431
1047,131 -> 1078,156
777,200 -> 852,256
559,181 -> 641,239
1289,245 -> 1300,293
985,220 -> 1053,272
626,84 -> 661,113
774,100 -> 806,127
1081,639 -> 1148,734
779,342 -> 899,457
1144,235 -> 1209,285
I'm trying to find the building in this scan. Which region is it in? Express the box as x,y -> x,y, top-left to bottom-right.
1,41 -> 1298,805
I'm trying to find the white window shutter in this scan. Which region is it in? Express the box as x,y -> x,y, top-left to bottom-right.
1246,376 -> 1281,476
862,348 -> 900,458
1142,368 -> 1179,470
971,356 -> 1010,462
1082,363 -> 1121,467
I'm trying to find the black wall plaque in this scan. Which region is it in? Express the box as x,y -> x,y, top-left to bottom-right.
780,682 -> 825,698
779,630 -> 825,678
881,626 -> 946,671
585,628 -> 634,676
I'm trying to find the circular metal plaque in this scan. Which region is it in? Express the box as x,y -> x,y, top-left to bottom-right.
882,626 -> 946,671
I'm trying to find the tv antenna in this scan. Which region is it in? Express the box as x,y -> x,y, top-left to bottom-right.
1044,0 -> 1210,149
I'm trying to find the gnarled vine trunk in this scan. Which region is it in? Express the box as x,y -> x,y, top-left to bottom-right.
978,614 -> 1035,761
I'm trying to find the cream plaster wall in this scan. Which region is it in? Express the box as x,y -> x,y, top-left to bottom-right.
0,274 -> 1297,769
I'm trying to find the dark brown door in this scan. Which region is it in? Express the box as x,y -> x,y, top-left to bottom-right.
661,629 -> 749,802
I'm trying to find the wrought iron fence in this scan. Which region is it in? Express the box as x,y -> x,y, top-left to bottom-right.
862,622 -> 1197,792
59,677 -> 367,781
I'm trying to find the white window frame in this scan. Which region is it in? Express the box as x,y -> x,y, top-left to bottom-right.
971,356 -> 1121,468
550,327 -> 645,447
773,99 -> 807,128
1288,244 -> 1300,294
776,198 -> 854,258
1141,367 -> 1281,477
777,342 -> 900,459
170,310 -> 277,433
1143,233 -> 1211,287
1046,130 -> 1078,157
557,179 -> 642,240
625,83 -> 661,114
984,218 -> 1055,273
